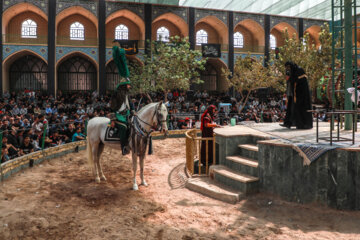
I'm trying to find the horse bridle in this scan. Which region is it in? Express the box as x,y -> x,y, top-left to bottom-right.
133,104 -> 167,135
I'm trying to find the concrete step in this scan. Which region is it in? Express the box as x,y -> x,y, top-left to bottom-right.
225,156 -> 259,177
186,177 -> 243,204
210,165 -> 259,194
238,144 -> 258,160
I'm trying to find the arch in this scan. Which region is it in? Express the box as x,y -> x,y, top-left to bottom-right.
193,58 -> 228,92
3,50 -> 48,92
56,6 -> 98,31
106,9 -> 145,42
234,19 -> 265,52
195,16 -> 228,44
152,12 -> 188,41
57,52 -> 98,92
305,25 -> 321,48
2,2 -> 48,35
271,22 -> 298,48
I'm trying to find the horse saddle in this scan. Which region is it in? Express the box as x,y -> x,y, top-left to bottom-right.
104,120 -> 128,142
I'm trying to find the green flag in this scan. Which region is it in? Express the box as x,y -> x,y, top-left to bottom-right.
112,46 -> 130,78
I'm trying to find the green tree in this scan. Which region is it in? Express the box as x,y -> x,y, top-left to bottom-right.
137,36 -> 206,101
223,54 -> 279,112
270,23 -> 334,93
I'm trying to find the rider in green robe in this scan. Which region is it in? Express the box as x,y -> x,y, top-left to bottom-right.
111,40 -> 134,155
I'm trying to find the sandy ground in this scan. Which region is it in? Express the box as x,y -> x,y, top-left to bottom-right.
1,138 -> 360,240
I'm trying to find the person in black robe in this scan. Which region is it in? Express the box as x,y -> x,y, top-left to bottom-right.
280,62 -> 295,128
284,61 -> 313,129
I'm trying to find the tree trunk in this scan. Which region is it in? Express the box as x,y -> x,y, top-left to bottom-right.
238,90 -> 252,113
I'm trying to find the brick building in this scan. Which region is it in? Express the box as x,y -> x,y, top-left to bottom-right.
1,0 -> 326,95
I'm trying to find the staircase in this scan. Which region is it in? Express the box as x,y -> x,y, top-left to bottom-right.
186,137 -> 262,204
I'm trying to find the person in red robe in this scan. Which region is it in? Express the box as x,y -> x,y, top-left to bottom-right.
200,105 -> 220,166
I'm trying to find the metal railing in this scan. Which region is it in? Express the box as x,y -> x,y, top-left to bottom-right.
185,129 -> 215,176
57,36 -> 98,46
3,34 -> 48,45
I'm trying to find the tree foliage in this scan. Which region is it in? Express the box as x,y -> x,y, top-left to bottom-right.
223,54 -> 279,112
270,23 -> 334,91
129,36 -> 206,99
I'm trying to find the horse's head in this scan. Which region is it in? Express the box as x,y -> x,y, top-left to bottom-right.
155,101 -> 168,137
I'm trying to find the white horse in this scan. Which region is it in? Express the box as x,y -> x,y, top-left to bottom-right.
86,101 -> 168,190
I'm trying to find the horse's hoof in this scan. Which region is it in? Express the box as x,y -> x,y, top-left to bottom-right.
141,181 -> 148,187
133,184 -> 139,191
95,177 -> 101,183
101,176 -> 107,181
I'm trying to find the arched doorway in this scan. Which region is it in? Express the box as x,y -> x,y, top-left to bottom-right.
106,58 -> 141,91
57,56 -> 97,92
192,58 -> 228,92
9,55 -> 48,92
192,62 -> 217,92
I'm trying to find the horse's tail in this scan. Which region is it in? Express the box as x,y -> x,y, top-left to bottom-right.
87,135 -> 94,174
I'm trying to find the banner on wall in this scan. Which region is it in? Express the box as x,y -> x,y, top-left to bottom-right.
114,40 -> 138,55
201,44 -> 221,58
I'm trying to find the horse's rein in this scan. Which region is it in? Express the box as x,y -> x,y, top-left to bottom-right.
135,106 -> 166,132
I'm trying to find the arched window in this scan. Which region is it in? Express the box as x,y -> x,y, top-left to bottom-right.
234,32 -> 244,48
70,22 -> 85,40
196,29 -> 208,46
21,19 -> 37,38
157,27 -> 170,42
115,24 -> 129,40
270,34 -> 276,50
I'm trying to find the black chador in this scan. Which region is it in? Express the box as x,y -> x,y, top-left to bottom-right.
285,62 -> 313,129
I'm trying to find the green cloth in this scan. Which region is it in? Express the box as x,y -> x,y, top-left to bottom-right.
112,46 -> 130,78
116,110 -> 130,124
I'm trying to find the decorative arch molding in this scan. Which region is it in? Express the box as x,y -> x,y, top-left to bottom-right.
3,49 -> 48,92
270,16 -> 297,31
3,0 -> 48,13
56,51 -> 98,71
153,12 -> 188,38
234,13 -> 264,29
195,9 -> 227,25
271,22 -> 298,47
152,5 -> 187,23
56,6 -> 98,31
3,49 -> 48,70
305,25 -> 322,48
56,47 -> 98,63
196,15 -> 228,44
106,9 -> 145,40
56,0 -> 98,17
106,2 -> 144,20
3,46 -> 48,62
235,19 -> 265,47
2,2 -> 48,35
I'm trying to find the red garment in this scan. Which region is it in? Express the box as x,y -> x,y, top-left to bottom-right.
200,105 -> 216,130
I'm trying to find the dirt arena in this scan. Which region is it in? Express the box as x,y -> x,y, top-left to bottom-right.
1,138 -> 360,240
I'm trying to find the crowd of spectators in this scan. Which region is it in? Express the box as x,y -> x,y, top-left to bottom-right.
0,88 -> 288,163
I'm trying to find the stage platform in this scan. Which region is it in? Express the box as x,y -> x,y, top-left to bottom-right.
214,122 -> 360,148
205,122 -> 360,209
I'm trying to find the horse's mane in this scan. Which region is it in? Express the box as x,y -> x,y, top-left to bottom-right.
137,102 -> 163,114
